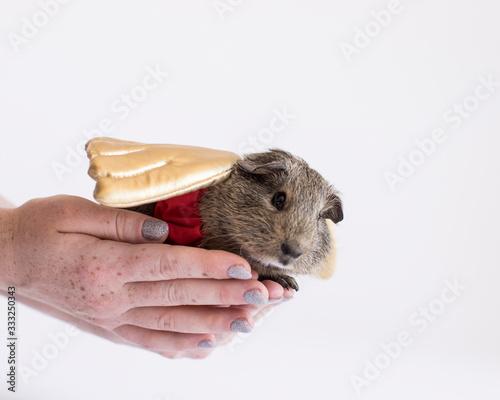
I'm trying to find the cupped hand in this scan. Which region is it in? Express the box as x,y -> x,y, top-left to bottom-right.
0,195 -> 293,358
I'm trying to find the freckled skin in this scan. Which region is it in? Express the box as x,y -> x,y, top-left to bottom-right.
1,194 -> 277,360
2,197 -> 125,320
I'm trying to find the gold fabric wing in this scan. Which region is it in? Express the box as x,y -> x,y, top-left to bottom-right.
86,137 -> 241,208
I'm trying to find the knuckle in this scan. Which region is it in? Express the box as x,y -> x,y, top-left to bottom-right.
160,249 -> 183,279
164,281 -> 186,305
113,210 -> 130,242
150,246 -> 179,280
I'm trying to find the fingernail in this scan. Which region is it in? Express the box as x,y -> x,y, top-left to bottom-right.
230,318 -> 252,333
268,296 -> 283,304
227,265 -> 252,280
281,296 -> 294,303
243,289 -> 267,306
198,340 -> 216,349
141,219 -> 169,241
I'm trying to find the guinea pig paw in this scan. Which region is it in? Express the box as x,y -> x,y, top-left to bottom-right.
273,275 -> 300,292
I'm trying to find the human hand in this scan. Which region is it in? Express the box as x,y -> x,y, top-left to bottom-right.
0,195 -> 293,358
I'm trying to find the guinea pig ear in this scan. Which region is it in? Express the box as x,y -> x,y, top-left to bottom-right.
237,159 -> 287,175
324,192 -> 343,224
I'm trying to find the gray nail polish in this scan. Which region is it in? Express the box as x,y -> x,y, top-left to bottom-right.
267,296 -> 283,304
198,340 -> 216,349
243,289 -> 267,306
141,219 -> 169,241
281,296 -> 293,303
227,265 -> 252,280
230,318 -> 252,333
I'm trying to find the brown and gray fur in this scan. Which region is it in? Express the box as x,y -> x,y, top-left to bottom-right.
129,149 -> 343,291
199,149 -> 343,290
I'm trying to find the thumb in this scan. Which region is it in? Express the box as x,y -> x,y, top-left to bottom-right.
61,196 -> 169,244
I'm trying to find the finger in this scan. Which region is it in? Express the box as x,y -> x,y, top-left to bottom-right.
208,280 -> 285,313
259,280 -> 295,301
58,196 -> 169,243
261,280 -> 285,302
282,287 -> 295,299
123,306 -> 254,334
124,279 -> 269,307
118,244 -> 253,282
230,303 -> 277,325
114,324 -> 216,351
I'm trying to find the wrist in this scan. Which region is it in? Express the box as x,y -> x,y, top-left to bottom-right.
0,207 -> 17,288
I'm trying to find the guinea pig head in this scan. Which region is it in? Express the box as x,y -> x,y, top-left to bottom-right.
199,149 -> 343,279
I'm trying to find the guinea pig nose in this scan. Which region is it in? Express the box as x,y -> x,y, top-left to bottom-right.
281,242 -> 303,259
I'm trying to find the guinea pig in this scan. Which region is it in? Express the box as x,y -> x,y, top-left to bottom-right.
126,148 -> 343,291
198,149 -> 343,291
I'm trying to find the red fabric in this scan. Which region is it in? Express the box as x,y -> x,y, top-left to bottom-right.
154,189 -> 205,246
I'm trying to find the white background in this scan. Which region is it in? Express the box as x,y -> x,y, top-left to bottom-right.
1,1 -> 500,399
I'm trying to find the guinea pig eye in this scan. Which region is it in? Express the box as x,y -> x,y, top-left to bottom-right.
271,192 -> 286,211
